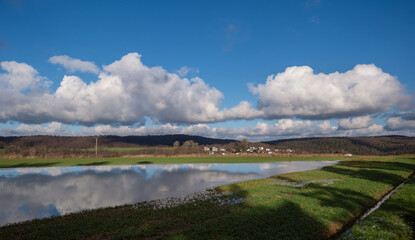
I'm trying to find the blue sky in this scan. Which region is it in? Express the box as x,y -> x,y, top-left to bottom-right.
0,0 -> 414,141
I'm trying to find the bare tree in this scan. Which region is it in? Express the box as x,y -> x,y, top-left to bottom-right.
240,138 -> 249,151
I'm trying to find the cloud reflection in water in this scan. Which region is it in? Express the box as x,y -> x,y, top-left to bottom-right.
0,161 -> 338,226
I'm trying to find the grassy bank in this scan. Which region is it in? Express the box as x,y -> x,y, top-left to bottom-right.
341,173 -> 415,240
0,155 -> 343,168
0,155 -> 414,239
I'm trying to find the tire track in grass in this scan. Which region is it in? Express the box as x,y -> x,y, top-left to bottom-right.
340,171 -> 415,240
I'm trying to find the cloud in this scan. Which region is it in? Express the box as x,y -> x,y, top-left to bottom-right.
0,62 -> 51,124
0,122 -> 72,136
0,61 -> 47,91
177,66 -> 199,77
18,122 -> 72,135
336,116 -> 385,136
398,111 -> 415,121
49,55 -> 100,74
81,123 -> 182,136
3,117 -> 415,141
194,119 -> 337,141
0,53 -> 224,125
386,117 -> 415,131
249,64 -> 413,120
337,116 -> 374,130
341,123 -> 385,136
94,53 -> 223,124
0,54 -> 413,127
219,101 -> 263,121
0,119 -> 337,141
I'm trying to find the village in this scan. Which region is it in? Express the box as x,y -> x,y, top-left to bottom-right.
203,145 -> 295,156
203,145 -> 353,157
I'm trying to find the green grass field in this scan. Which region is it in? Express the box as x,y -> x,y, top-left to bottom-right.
0,155 -> 344,168
0,155 -> 414,239
83,147 -> 174,152
341,173 -> 415,240
83,147 -> 143,151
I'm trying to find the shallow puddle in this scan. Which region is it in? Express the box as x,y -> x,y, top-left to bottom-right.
0,160 -> 338,226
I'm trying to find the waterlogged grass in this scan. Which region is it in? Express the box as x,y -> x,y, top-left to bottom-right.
0,155 -> 342,168
0,155 -> 414,239
341,174 -> 415,240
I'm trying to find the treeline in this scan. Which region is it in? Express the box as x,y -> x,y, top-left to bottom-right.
0,135 -> 235,149
264,136 -> 415,155
1,140 -> 207,158
1,135 -> 414,158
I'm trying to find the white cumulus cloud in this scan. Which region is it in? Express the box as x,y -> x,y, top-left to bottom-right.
338,116 -> 374,130
0,53 -> 224,125
386,117 -> 415,131
0,55 -> 413,128
49,55 -> 100,74
249,64 -> 413,119
0,61 -> 47,90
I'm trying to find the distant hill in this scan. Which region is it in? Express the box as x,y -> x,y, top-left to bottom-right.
0,135 -> 414,155
104,135 -> 236,146
0,134 -> 236,149
263,136 -> 415,155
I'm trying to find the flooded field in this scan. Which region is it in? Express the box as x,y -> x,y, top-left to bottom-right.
0,161 -> 338,226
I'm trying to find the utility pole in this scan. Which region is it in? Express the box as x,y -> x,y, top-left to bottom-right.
95,137 -> 98,158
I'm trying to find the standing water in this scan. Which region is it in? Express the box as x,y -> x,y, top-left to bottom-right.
0,161 -> 338,226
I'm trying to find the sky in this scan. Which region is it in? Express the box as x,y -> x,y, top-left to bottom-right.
0,0 -> 414,141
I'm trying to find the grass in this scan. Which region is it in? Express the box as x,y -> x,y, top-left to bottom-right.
341,173 -> 415,240
84,147 -> 144,151
0,149 -> 4,156
0,155 -> 343,168
83,147 -> 173,152
0,155 -> 414,239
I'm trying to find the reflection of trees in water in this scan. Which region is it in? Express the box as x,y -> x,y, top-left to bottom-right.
0,161 -> 337,227
0,168 -> 255,226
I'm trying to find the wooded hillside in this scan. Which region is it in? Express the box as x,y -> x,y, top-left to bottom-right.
0,135 -> 414,156
264,136 -> 415,155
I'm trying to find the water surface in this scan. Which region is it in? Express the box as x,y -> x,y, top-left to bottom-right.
0,161 -> 338,226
